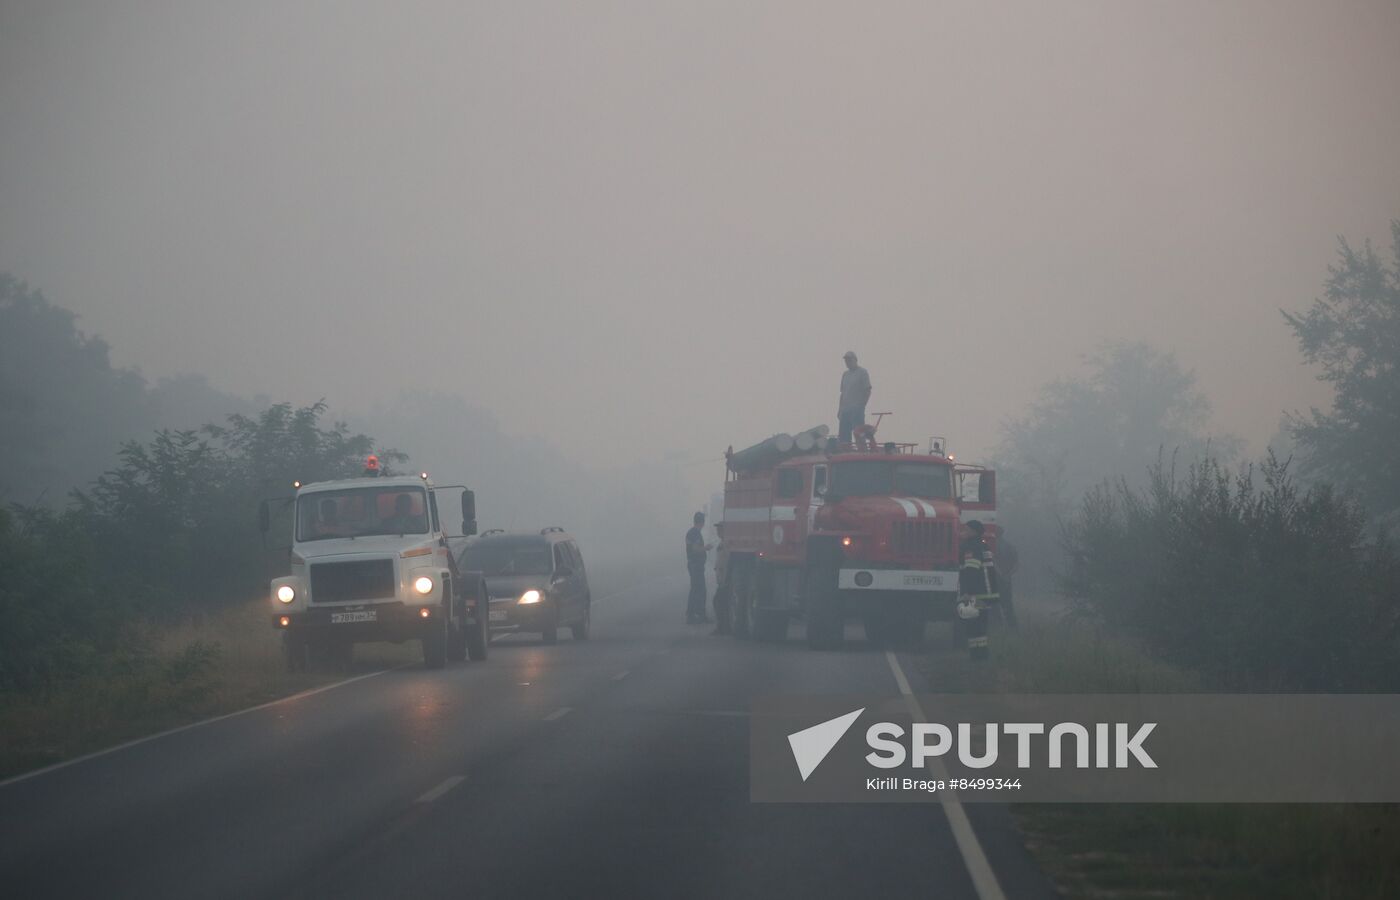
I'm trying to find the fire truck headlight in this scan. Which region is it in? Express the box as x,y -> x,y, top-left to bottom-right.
413,575 -> 434,595
841,536 -> 853,547
518,589 -> 542,605
276,585 -> 296,604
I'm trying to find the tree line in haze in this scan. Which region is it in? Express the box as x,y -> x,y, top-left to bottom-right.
0,276 -> 683,689
996,220 -> 1400,690
1,219 -> 1397,692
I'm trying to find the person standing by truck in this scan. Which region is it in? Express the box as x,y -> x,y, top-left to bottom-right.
837,351 -> 872,444
686,511 -> 713,624
957,519 -> 1000,660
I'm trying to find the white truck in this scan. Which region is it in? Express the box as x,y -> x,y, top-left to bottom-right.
259,461 -> 489,670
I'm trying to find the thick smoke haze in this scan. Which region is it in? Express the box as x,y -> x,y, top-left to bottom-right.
3,1 -> 1399,508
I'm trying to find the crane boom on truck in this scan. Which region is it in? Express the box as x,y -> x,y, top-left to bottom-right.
715,420 -> 997,650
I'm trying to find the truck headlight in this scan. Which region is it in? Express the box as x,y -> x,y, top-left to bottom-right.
414,575 -> 434,595
518,589 -> 541,605
277,585 -> 296,604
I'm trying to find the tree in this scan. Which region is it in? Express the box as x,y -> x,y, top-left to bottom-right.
0,275 -> 153,505
1284,219 -> 1400,525
995,341 -> 1238,588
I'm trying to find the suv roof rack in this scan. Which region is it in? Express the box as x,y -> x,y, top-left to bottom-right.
540,526 -> 567,535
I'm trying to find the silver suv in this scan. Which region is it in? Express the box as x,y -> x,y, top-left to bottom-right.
455,528 -> 591,644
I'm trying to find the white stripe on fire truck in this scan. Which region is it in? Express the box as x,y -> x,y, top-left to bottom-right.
912,499 -> 938,517
891,498 -> 919,517
718,508 -> 770,523
770,506 -> 798,521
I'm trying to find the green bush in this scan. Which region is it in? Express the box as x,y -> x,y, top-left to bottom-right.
1061,453 -> 1400,690
0,401 -> 400,691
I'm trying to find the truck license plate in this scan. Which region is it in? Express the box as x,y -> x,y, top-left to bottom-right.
489,610 -> 508,622
331,610 -> 376,624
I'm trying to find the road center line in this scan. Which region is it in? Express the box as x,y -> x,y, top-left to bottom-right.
544,706 -> 572,721
885,651 -> 1007,900
416,775 -> 465,804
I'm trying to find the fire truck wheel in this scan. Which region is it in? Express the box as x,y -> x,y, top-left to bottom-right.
754,610 -> 789,642
949,615 -> 966,650
423,618 -> 447,669
862,609 -> 891,647
571,603 -> 591,641
283,633 -> 308,673
805,590 -> 843,650
732,562 -> 754,639
892,606 -> 926,651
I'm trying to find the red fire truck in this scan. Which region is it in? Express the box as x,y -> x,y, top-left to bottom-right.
716,422 -> 996,650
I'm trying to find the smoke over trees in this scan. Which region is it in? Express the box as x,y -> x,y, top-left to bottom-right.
994,341 -> 1238,588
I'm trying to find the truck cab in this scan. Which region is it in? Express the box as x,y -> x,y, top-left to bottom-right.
263,466 -> 488,670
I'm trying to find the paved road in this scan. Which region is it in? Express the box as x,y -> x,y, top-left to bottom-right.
0,571 -> 1054,899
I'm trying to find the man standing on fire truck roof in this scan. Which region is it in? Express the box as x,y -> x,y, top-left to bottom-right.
838,351 -> 872,444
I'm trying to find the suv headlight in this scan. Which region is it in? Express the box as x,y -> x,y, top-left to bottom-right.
413,575 -> 434,595
518,589 -> 541,605
277,585 -> 296,604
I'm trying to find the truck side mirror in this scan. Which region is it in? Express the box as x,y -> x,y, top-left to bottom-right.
258,500 -> 270,534
460,489 -> 477,537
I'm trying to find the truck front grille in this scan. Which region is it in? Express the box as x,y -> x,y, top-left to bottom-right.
310,559 -> 395,603
890,521 -> 956,561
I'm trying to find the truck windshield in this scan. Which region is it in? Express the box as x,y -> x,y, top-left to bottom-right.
295,486 -> 430,541
831,462 -> 952,500
462,544 -> 553,576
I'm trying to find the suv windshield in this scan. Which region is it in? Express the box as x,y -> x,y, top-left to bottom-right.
296,486 -> 430,541
463,543 -> 553,576
831,461 -> 952,500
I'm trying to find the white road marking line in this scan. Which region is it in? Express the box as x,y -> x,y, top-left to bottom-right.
613,670 -> 630,681
885,651 -> 1007,900
416,775 -> 465,804
0,665 -> 408,790
544,706 -> 573,721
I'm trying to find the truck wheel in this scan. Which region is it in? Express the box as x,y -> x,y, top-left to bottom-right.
447,619 -> 467,662
571,602 -> 591,641
754,610 -> 789,642
466,611 -> 489,662
733,561 -> 753,639
892,604 -> 926,651
805,580 -> 843,650
283,633 -> 308,673
862,609 -> 891,647
423,618 -> 447,669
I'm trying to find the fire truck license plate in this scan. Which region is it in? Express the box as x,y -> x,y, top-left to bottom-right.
331,610 -> 376,624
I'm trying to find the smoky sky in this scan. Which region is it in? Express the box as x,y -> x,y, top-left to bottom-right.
3,0 -> 1398,492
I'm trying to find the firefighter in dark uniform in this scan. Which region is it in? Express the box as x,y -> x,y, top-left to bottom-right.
957,519 -> 1000,660
686,512 -> 713,624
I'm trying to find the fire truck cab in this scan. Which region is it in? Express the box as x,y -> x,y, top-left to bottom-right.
718,429 -> 996,650
260,461 -> 490,671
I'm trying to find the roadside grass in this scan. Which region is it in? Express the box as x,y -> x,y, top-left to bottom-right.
0,600 -> 419,781
920,611 -> 1400,899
